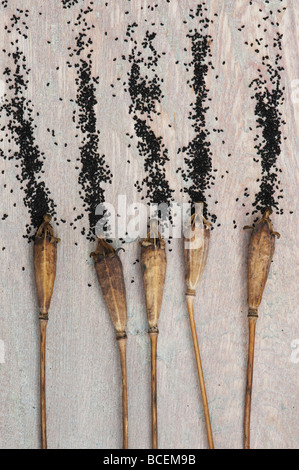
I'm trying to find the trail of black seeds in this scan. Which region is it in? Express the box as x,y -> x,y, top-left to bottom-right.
180,4 -> 219,223
61,0 -> 80,9
0,9 -> 56,240
68,3 -> 112,240
250,32 -> 285,215
242,1 -> 287,220
124,24 -> 174,214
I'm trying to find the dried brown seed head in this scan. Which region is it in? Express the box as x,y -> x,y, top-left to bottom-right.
34,214 -> 59,319
184,213 -> 210,296
246,208 -> 279,315
141,230 -> 167,333
92,238 -> 127,339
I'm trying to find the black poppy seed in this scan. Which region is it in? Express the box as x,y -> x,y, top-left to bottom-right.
61,0 -> 79,8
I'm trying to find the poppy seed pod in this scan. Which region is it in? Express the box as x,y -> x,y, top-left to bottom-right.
91,238 -> 127,339
34,214 -> 60,450
140,223 -> 167,449
247,208 -> 279,317
34,214 -> 60,320
141,231 -> 167,334
183,209 -> 214,449
184,213 -> 210,296
243,207 -> 280,449
91,238 -> 129,449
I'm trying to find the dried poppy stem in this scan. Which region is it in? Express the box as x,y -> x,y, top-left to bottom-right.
140,221 -> 167,449
91,238 -> 128,449
244,314 -> 257,449
244,208 -> 280,449
40,319 -> 47,449
34,214 -> 60,449
150,333 -> 158,449
118,337 -> 128,448
184,210 -> 214,449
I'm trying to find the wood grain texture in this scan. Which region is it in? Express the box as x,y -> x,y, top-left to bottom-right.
0,0 -> 298,449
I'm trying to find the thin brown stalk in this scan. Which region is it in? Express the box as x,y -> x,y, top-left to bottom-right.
186,295 -> 214,449
40,318 -> 48,450
244,316 -> 257,449
150,332 -> 158,449
118,337 -> 128,449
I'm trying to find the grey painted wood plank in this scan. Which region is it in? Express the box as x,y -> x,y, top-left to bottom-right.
0,0 -> 298,449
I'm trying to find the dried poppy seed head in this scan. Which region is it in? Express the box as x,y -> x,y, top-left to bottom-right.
140,222 -> 167,449
140,228 -> 167,333
183,207 -> 214,448
91,238 -> 129,448
184,212 -> 210,296
245,208 -> 280,316
34,215 -> 59,319
92,238 -> 127,340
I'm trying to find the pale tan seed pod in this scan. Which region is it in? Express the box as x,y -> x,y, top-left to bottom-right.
246,208 -> 279,316
91,238 -> 129,448
244,207 -> 280,449
140,223 -> 167,449
34,214 -> 60,449
91,238 -> 127,339
183,209 -> 214,449
34,214 -> 60,320
184,213 -> 210,296
140,232 -> 167,334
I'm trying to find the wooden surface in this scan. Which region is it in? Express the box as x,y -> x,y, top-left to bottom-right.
0,0 -> 298,449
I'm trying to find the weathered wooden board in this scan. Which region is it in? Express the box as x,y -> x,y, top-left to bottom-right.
0,0 -> 298,449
